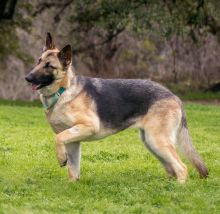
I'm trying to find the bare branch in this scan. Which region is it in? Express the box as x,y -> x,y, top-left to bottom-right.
54,0 -> 74,22
72,27 -> 125,54
33,0 -> 73,17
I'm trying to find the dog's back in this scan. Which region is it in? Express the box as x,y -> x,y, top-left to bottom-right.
78,76 -> 175,130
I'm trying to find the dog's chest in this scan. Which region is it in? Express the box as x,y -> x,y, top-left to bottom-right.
44,88 -> 81,133
46,103 -> 75,133
46,108 -> 70,133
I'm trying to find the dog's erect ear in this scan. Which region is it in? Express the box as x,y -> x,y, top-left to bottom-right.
58,45 -> 72,68
44,32 -> 55,51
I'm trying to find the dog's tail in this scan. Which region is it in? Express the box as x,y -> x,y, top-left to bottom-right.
178,109 -> 208,178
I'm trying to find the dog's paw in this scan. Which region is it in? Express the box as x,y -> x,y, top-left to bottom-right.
57,152 -> 68,167
68,165 -> 80,182
59,157 -> 68,167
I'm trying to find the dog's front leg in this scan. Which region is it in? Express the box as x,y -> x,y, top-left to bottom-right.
65,142 -> 81,182
55,137 -> 67,167
55,124 -> 96,181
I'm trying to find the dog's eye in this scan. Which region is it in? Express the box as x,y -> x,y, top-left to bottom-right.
44,62 -> 50,68
44,62 -> 56,69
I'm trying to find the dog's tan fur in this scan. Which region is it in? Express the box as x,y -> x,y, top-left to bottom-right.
52,92 -> 187,182
140,99 -> 188,182
25,33 -> 208,182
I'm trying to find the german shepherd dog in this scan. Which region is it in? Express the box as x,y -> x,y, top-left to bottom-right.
25,33 -> 208,183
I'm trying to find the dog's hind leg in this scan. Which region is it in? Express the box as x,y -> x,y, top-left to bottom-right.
140,99 -> 188,183
140,129 -> 187,182
65,142 -> 81,182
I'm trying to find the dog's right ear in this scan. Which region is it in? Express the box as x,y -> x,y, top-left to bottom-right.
44,32 -> 55,51
58,45 -> 72,68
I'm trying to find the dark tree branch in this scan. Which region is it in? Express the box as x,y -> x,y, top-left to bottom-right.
33,2 -> 60,17
54,0 -> 74,22
33,1 -> 72,17
33,0 -> 74,23
72,27 -> 125,54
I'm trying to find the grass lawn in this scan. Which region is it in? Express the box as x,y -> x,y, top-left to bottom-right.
0,102 -> 219,214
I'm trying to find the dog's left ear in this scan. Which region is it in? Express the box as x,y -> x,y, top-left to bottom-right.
44,32 -> 55,51
58,45 -> 72,68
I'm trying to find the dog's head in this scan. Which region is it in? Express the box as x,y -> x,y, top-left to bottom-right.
25,33 -> 72,94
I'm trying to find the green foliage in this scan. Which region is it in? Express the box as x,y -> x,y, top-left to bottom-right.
0,102 -> 219,213
71,0 -> 133,31
0,22 -> 33,62
2,0 -> 220,60
0,1 -> 32,61
0,23 -> 19,60
68,0 -> 220,41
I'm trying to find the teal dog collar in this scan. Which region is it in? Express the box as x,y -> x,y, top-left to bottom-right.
42,87 -> 66,110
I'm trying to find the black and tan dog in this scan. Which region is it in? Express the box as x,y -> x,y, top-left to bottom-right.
25,33 -> 208,183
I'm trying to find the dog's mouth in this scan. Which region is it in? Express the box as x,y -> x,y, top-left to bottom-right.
31,83 -> 44,91
26,73 -> 55,91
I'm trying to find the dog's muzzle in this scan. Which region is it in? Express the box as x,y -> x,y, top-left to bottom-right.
25,73 -> 35,83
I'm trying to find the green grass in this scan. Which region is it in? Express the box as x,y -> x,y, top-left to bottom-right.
179,91 -> 220,101
166,83 -> 220,100
0,102 -> 219,214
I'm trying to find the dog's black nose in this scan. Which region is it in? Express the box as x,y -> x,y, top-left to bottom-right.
25,73 -> 34,83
